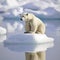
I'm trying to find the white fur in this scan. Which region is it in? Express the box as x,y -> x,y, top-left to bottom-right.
21,13 -> 45,34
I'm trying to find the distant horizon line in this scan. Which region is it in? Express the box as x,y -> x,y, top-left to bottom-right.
4,17 -> 60,20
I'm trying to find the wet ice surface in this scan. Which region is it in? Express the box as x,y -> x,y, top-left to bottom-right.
0,19 -> 60,60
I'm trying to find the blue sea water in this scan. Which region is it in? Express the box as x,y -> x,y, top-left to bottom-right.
0,18 -> 60,60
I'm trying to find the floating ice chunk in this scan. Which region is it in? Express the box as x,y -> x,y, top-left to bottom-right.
33,34 -> 54,43
4,34 -> 54,52
0,27 -> 7,35
4,34 -> 54,44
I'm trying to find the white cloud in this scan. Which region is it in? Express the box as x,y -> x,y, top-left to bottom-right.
17,23 -> 25,33
33,0 -> 60,12
0,0 -> 60,16
6,22 -> 19,33
33,0 -> 50,10
16,0 -> 60,12
6,21 -> 24,33
0,4 -> 3,8
18,0 -> 60,12
6,0 -> 19,8
54,5 -> 60,12
24,9 -> 48,15
13,22 -> 18,29
0,0 -> 5,3
12,7 -> 23,16
0,0 -> 60,12
0,35 -> 7,42
12,9 -> 18,16
18,0 -> 31,5
5,0 -> 30,10
7,22 -> 16,33
0,27 -> 7,35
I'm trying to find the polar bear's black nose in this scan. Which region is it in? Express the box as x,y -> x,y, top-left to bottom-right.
20,18 -> 23,21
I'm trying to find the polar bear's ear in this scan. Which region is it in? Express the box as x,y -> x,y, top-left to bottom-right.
26,13 -> 28,16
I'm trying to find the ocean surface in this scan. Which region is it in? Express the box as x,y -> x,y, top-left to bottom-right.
0,18 -> 60,60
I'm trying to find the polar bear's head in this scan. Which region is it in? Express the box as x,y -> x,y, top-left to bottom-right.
20,13 -> 34,21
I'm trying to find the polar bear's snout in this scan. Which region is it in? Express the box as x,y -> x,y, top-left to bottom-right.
20,15 -> 25,21
20,18 -> 23,21
20,15 -> 24,21
20,17 -> 25,21
19,14 -> 23,21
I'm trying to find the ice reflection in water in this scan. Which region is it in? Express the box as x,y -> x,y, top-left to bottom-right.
4,42 -> 54,52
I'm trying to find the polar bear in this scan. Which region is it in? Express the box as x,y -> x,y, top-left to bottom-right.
20,13 -> 45,34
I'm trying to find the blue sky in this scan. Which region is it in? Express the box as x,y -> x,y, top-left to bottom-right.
0,0 -> 60,18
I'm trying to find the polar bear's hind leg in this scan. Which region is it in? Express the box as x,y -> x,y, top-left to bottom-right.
37,24 -> 45,34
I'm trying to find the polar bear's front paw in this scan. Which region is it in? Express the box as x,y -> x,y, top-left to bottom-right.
28,31 -> 35,34
24,32 -> 29,33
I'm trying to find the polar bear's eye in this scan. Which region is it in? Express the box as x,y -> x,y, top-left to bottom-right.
22,16 -> 24,17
